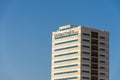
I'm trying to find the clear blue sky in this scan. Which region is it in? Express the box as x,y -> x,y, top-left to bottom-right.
0,0 -> 120,80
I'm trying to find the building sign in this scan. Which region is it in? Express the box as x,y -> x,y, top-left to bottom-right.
54,30 -> 79,38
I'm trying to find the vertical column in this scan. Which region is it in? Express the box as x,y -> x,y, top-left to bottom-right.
91,32 -> 99,80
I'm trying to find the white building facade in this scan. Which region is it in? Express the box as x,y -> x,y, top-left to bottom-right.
52,25 -> 109,80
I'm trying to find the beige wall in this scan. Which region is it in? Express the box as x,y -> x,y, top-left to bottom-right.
52,25 -> 109,80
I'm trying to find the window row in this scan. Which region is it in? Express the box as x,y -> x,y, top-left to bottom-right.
54,70 -> 105,76
54,64 -> 78,69
55,32 -> 106,40
54,45 -> 78,51
54,57 -> 105,64
54,39 -> 78,45
82,70 -> 106,75
54,77 -> 77,80
82,32 -> 106,39
54,63 -> 105,69
55,33 -> 78,39
55,38 -> 106,45
82,51 -> 106,57
54,76 -> 105,80
82,76 -> 105,80
82,45 -> 106,51
54,58 -> 78,63
54,73 -> 105,80
91,52 -> 107,58
54,45 -> 106,51
82,57 -> 106,63
54,70 -> 77,75
83,39 -> 106,45
54,51 -> 105,58
54,51 -> 78,57
82,64 -> 105,69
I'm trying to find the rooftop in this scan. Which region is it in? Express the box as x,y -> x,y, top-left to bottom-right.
58,25 -> 109,33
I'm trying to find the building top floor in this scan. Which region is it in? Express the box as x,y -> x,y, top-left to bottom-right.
54,25 -> 109,34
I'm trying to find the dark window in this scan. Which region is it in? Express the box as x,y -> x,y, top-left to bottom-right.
82,64 -> 90,67
100,42 -> 105,45
100,60 -> 105,63
91,51 -> 98,57
100,73 -> 105,75
91,58 -> 98,63
83,33 -> 90,36
100,54 -> 105,57
91,70 -> 98,75
82,58 -> 90,61
82,70 -> 89,73
91,39 -> 98,45
82,51 -> 90,54
83,45 -> 90,48
100,66 -> 105,69
91,64 -> 98,69
83,39 -> 90,42
91,32 -> 98,38
91,45 -> 98,51
100,36 -> 105,39
100,48 -> 105,51
91,76 -> 98,80
82,77 -> 89,79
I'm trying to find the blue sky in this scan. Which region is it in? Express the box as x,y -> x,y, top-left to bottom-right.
0,0 -> 120,80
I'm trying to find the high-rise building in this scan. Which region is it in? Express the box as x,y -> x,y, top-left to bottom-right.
52,25 -> 109,80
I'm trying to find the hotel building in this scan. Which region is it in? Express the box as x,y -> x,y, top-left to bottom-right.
52,25 -> 109,80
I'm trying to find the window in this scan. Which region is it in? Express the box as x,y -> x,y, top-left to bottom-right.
55,39 -> 78,45
91,70 -> 98,75
100,36 -> 105,39
54,70 -> 78,75
100,73 -> 105,75
100,66 -> 105,69
82,51 -> 90,54
83,58 -> 90,61
55,33 -> 78,39
91,64 -> 98,69
91,39 -> 98,45
54,58 -> 78,63
91,32 -> 98,38
91,45 -> 98,51
91,51 -> 98,57
55,45 -> 78,51
83,45 -> 90,48
54,51 -> 78,57
91,58 -> 98,63
91,76 -> 98,80
82,77 -> 89,80
82,64 -> 90,67
54,77 -> 78,80
100,48 -> 105,51
82,33 -> 90,36
100,54 -> 105,57
54,64 -> 78,69
100,42 -> 105,45
82,70 -> 89,73
100,60 -> 105,63
100,79 -> 105,80
83,39 -> 90,42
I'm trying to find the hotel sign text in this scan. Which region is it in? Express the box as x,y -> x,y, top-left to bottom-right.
54,30 -> 79,38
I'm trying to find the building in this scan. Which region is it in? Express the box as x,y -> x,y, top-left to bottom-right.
52,25 -> 109,80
